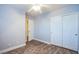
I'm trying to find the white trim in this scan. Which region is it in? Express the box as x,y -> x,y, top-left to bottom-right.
33,38 -> 50,44
0,44 -> 26,54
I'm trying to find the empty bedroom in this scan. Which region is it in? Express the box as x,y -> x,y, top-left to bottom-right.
0,4 -> 79,54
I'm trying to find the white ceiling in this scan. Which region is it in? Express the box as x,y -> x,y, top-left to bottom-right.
4,4 -> 69,16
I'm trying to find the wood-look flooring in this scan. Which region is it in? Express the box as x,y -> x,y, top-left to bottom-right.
4,40 -> 78,54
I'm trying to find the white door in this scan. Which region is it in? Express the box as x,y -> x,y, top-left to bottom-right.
63,13 -> 78,51
29,19 -> 34,41
50,16 -> 62,47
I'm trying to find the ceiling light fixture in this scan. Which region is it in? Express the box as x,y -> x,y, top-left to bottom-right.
28,4 -> 49,15
28,4 -> 42,13
32,5 -> 41,11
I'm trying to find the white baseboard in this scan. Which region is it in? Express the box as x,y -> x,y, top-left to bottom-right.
33,38 -> 79,53
33,38 -> 50,44
0,44 -> 26,54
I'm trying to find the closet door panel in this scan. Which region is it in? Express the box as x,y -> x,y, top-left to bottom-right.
63,13 -> 78,51
50,16 -> 62,46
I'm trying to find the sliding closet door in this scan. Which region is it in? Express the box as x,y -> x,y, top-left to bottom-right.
63,13 -> 78,51
50,16 -> 62,47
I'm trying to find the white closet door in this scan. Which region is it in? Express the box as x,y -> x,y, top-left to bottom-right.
63,13 -> 78,51
50,16 -> 62,47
